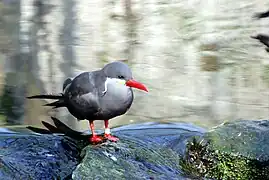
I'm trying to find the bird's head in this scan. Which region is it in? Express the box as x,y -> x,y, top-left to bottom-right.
102,61 -> 148,92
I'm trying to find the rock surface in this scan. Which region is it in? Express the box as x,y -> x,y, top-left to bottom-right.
72,122 -> 205,180
0,132 -> 81,180
182,120 -> 269,179
2,119 -> 269,179
0,120 -> 205,180
206,120 -> 269,162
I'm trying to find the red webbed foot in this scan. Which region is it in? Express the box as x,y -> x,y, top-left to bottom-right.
104,134 -> 119,142
89,135 -> 104,144
103,119 -> 119,142
88,120 -> 104,144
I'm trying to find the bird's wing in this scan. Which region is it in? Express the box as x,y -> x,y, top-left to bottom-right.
63,77 -> 73,92
67,72 -> 98,97
65,71 -> 105,115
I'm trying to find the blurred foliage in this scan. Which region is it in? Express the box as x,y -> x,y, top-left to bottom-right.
0,84 -> 25,125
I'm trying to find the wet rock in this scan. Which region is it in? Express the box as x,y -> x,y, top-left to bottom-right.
182,120 -> 269,179
0,132 -> 81,180
72,122 -> 205,180
0,120 -> 205,180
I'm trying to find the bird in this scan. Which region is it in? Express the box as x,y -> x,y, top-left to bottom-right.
27,61 -> 148,144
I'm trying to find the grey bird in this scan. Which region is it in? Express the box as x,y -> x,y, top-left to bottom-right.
27,61 -> 148,144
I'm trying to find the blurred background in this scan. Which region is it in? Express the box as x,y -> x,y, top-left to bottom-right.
0,0 -> 269,132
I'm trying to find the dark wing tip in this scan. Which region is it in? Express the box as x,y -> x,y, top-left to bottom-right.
253,11 -> 269,19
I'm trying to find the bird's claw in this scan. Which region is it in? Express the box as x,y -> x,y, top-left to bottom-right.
104,134 -> 119,142
89,135 -> 104,144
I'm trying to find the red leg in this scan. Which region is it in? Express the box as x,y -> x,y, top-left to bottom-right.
89,121 -> 103,144
104,120 -> 119,142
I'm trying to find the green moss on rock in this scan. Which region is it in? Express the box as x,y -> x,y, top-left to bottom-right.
181,120 -> 269,179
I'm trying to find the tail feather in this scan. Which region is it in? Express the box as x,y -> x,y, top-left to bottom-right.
44,99 -> 65,109
27,94 -> 63,99
27,93 -> 65,109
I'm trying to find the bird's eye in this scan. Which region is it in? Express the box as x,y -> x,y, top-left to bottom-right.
118,75 -> 124,79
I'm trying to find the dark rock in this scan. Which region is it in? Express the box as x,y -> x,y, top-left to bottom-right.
72,122 -> 205,180
0,132 -> 81,179
0,119 -> 205,180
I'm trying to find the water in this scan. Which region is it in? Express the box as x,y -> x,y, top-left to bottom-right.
0,0 -> 269,132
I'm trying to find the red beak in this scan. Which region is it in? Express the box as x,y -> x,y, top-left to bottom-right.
125,79 -> 148,92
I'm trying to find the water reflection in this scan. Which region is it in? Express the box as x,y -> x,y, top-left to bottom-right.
0,0 -> 269,132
